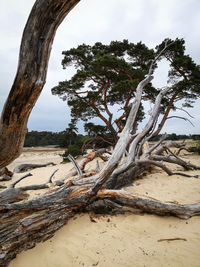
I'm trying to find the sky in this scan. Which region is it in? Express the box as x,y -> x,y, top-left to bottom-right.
0,0 -> 200,134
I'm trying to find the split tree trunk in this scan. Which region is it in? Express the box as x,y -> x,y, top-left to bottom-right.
0,0 -> 80,168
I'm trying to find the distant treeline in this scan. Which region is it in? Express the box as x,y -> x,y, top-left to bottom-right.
24,130 -> 200,148
150,134 -> 200,142
24,130 -> 84,147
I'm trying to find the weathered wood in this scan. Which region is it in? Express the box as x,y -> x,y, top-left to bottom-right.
13,162 -> 56,173
0,0 -> 80,168
63,149 -> 109,180
1,14 -> 200,267
67,154 -> 82,178
0,170 -> 58,204
1,184 -> 200,266
0,167 -> 13,182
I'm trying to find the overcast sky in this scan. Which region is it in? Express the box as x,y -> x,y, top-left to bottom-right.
0,0 -> 199,134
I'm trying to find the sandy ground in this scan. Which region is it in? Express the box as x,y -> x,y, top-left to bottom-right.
3,145 -> 200,267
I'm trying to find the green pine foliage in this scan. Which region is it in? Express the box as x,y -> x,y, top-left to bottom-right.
52,38 -> 200,145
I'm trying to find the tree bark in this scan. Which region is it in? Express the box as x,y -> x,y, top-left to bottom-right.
1,182 -> 200,266
152,92 -> 178,137
1,4 -> 200,266
0,0 -> 80,169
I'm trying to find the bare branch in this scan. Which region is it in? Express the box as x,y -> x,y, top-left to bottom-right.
81,136 -> 114,152
145,134 -> 168,156
13,162 -> 56,173
8,173 -> 33,188
176,147 -> 190,156
19,184 -> 49,191
151,154 -> 200,170
149,40 -> 173,75
152,91 -> 178,137
158,238 -> 187,242
167,116 -> 195,127
137,159 -> 173,175
175,107 -> 195,118
128,86 -> 171,160
47,169 -> 59,183
164,146 -> 183,160
95,160 -> 100,173
67,154 -> 82,179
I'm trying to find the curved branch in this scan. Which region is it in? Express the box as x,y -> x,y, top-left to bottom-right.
137,158 -> 200,178
82,136 -> 114,152
0,0 -> 80,168
115,114 -> 126,132
90,103 -> 118,143
67,154 -> 82,179
97,189 -> 200,219
151,154 -> 200,170
103,81 -> 113,124
8,173 -> 33,188
166,116 -> 195,127
152,91 -> 178,137
89,82 -> 105,106
175,107 -> 195,118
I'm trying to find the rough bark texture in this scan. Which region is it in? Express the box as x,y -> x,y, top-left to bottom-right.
1,182 -> 200,266
0,2 -> 200,266
0,0 -> 80,169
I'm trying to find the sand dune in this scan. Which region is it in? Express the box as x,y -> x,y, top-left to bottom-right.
3,146 -> 200,267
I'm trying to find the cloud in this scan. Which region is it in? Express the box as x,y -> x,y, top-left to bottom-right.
0,0 -> 200,134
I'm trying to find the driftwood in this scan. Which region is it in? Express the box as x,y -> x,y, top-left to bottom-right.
0,2 -> 200,266
1,42 -> 200,266
1,183 -> 200,266
63,148 -> 109,180
0,170 -> 59,205
0,167 -> 13,182
13,162 -> 56,173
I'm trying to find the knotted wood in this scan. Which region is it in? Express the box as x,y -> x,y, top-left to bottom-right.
0,0 -> 80,168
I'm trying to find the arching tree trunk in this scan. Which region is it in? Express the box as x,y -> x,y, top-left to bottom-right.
1,2 -> 200,267
0,0 -> 80,169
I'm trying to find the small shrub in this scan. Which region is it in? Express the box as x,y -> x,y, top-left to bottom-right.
188,141 -> 200,154
62,144 -> 82,162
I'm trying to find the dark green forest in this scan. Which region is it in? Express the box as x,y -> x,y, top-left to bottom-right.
24,129 -> 199,148
24,130 -> 82,147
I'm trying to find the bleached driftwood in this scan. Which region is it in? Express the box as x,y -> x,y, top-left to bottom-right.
0,10 -> 200,267
13,162 -> 56,173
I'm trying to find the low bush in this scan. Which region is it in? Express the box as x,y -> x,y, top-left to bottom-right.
61,144 -> 82,162
188,141 -> 200,154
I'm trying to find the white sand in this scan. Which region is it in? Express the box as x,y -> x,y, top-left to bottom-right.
4,146 -> 200,267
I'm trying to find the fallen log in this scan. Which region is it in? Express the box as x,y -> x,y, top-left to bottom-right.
13,162 -> 56,173
1,32 -> 200,267
1,183 -> 200,266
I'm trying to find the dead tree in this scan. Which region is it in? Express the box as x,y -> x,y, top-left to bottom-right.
0,1 -> 200,266
1,41 -> 200,266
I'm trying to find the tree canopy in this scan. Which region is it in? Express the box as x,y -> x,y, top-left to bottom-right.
52,38 -> 200,145
1,1 -> 200,265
